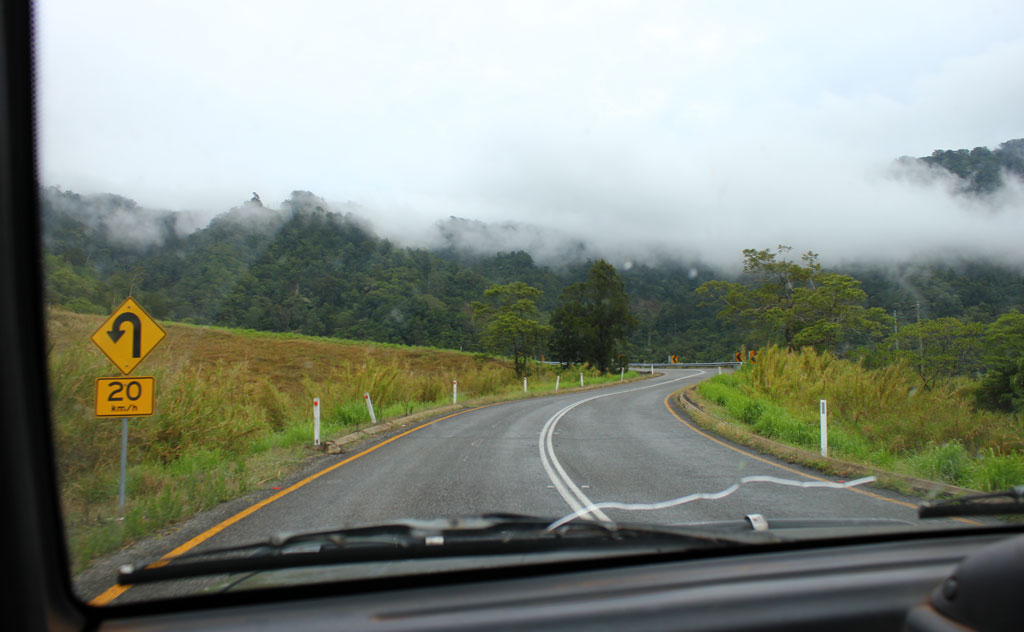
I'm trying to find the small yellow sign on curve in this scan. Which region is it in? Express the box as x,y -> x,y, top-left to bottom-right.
90,298 -> 166,374
95,377 -> 155,417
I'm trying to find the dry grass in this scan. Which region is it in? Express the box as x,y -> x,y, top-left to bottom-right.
697,346 -> 1024,492
45,309 -> 630,571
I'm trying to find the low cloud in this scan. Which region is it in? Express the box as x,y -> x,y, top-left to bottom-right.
35,2 -> 1024,269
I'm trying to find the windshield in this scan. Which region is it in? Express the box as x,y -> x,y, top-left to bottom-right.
33,0 -> 1024,606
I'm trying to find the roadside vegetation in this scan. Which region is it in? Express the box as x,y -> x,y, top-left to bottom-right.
696,346 -> 1024,492
48,310 -> 638,572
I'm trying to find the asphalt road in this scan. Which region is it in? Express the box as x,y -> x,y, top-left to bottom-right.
83,369 -> 967,604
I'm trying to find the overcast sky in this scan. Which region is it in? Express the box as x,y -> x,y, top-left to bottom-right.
34,1 -> 1024,268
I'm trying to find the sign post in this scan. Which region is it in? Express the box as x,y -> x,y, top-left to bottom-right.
91,298 -> 165,512
119,419 -> 128,510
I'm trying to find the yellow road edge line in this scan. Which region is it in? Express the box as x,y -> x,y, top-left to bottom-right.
662,391 -> 982,526
89,403 -> 500,606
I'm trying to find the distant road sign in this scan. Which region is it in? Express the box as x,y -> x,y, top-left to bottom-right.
749,349 -> 759,363
91,298 -> 165,374
95,377 -> 155,417
734,351 -> 743,362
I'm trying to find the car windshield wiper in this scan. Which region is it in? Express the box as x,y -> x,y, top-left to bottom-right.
119,513 -> 764,585
918,486 -> 1024,518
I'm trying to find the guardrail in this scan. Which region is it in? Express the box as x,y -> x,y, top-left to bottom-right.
628,362 -> 742,369
539,361 -> 742,369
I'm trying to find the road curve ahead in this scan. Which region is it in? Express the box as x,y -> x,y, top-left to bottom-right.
96,369 -> 959,603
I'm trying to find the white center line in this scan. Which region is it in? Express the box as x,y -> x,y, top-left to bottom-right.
538,370 -> 704,521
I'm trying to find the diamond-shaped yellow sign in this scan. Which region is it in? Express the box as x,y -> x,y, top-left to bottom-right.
91,298 -> 166,374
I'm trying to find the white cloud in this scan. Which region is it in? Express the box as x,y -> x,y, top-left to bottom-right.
34,1 -> 1024,267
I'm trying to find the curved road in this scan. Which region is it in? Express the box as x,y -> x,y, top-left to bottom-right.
87,369 -> 960,604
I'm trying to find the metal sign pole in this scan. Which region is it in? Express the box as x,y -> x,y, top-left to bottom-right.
119,418 -> 128,511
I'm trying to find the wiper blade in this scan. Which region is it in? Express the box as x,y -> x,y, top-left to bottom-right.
119,513 -> 750,585
918,486 -> 1024,518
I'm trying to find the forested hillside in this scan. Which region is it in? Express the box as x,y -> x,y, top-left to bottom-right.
40,139 -> 1024,364
41,187 -> 742,361
911,138 -> 1024,195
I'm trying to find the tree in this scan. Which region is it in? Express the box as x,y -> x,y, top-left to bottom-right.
788,273 -> 891,351
550,260 -> 636,373
981,310 -> 1024,368
892,317 -> 985,389
973,310 -> 1024,412
696,246 -> 891,354
472,282 -> 550,378
695,246 -> 819,345
975,356 -> 1024,413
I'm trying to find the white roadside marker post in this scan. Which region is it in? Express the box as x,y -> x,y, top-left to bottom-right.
452,380 -> 457,404
364,392 -> 377,424
313,397 -> 320,446
620,367 -> 624,381
555,375 -> 560,391
524,377 -> 527,393
820,400 -> 828,457
580,373 -> 584,387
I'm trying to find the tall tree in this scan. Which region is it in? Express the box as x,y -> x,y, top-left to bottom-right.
472,281 -> 550,378
892,317 -> 985,389
696,246 -> 891,354
550,260 -> 636,373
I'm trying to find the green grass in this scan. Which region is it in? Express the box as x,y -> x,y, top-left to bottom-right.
697,346 -> 1024,492
46,309 -> 642,572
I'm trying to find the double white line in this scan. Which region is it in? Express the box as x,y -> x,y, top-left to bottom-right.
538,371 -> 703,522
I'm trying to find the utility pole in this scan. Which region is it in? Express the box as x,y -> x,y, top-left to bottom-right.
916,303 -> 924,378
893,309 -> 898,351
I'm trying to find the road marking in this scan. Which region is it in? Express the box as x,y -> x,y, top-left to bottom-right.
539,371 -> 705,522
89,403 -> 501,606
547,475 -> 881,530
663,392 -> 982,526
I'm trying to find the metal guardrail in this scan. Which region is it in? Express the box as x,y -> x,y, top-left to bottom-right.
540,361 -> 742,369
628,362 -> 742,369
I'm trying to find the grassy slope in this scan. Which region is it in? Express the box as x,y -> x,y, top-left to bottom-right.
696,347 -> 1024,492
47,309 -> 634,571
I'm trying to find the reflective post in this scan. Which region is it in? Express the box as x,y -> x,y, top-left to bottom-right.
364,392 -> 377,424
820,400 -> 828,457
313,397 -> 320,446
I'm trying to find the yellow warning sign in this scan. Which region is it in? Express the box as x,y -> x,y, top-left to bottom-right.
90,298 -> 166,374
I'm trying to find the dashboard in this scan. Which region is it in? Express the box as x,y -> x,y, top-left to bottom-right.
99,531 -> 1018,631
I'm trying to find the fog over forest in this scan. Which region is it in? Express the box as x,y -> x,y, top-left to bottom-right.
34,2 -> 1024,270
44,138 -> 1024,274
